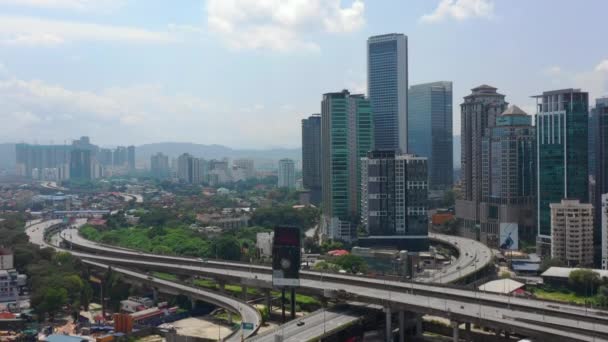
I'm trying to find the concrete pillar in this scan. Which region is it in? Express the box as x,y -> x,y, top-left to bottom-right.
398,311 -> 405,342
415,314 -> 423,337
218,282 -> 225,293
243,286 -> 248,301
190,297 -> 197,310
504,331 -> 510,339
465,322 -> 470,332
451,321 -> 459,342
152,288 -> 158,304
385,307 -> 392,342
228,311 -> 233,325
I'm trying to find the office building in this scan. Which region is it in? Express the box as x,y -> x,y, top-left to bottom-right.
479,105 -> 536,247
321,90 -> 374,241
302,114 -> 322,204
127,145 -> 136,171
602,193 -> 608,270
594,98 -> 608,266
367,33 -> 408,152
360,150 -> 429,251
550,199 -> 594,267
69,149 -> 93,180
98,148 -> 113,166
535,89 -> 589,256
456,85 -> 508,239
150,153 -> 170,179
278,158 -> 296,189
408,81 -> 453,190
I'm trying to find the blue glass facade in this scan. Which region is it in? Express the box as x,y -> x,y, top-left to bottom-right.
408,81 -> 453,190
367,34 -> 408,152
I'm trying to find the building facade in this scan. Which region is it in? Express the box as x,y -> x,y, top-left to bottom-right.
456,85 -> 508,239
602,193 -> 608,270
479,106 -> 536,247
233,159 -> 255,179
408,81 -> 453,190
535,89 -> 589,256
0,249 -> 27,303
150,152 -> 170,179
367,33 -> 408,152
550,199 -> 594,267
321,90 -> 374,241
177,153 -> 203,184
69,149 -> 93,180
127,145 -> 136,171
302,114 -> 322,204
594,97 -> 608,266
277,158 -> 296,189
360,150 -> 429,251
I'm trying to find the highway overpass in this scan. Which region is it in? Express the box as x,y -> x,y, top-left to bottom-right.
57,226 -> 608,342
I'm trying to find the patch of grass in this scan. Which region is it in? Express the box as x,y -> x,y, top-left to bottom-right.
152,272 -> 178,281
532,287 -> 592,305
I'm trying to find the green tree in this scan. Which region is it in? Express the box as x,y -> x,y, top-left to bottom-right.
333,254 -> 368,274
213,236 -> 242,261
569,269 -> 601,295
539,257 -> 566,273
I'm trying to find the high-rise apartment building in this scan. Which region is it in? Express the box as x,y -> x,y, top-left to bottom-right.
177,153 -> 202,184
321,90 -> 374,241
602,193 -> 608,270
277,158 -> 296,189
15,144 -> 71,177
456,85 -> 508,239
479,106 -> 536,247
408,81 -> 453,190
69,149 -> 92,180
535,89 -> 589,256
127,145 -> 136,171
550,199 -> 594,267
360,150 -> 429,251
302,114 -> 322,204
593,98 -> 608,266
113,146 -> 127,167
233,159 -> 255,179
367,33 -> 408,152
150,152 -> 170,179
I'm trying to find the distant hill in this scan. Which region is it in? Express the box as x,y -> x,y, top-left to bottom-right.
136,142 -> 301,170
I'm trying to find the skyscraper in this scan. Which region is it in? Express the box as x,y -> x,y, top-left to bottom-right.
177,153 -> 202,184
277,158 -> 295,189
602,193 -> 608,270
594,97 -> 608,265
456,85 -> 508,239
301,114 -> 322,204
408,81 -> 453,190
150,152 -> 170,179
367,33 -> 408,152
233,159 -> 255,179
479,105 -> 536,247
360,150 -> 429,251
321,90 -> 374,241
534,89 -> 589,256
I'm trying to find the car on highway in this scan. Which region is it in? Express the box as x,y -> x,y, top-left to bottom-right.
296,321 -> 305,327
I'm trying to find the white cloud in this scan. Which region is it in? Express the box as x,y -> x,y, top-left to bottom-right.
420,0 -> 494,23
0,15 -> 174,46
0,77 -> 301,147
206,0 -> 365,52
596,59 -> 608,72
0,0 -> 125,11
543,65 -> 562,77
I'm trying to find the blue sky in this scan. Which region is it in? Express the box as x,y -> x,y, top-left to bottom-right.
0,0 -> 606,148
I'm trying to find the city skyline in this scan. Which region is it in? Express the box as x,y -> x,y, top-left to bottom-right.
0,0 -> 607,148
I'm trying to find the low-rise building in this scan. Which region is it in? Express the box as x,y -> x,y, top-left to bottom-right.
196,213 -> 249,230
0,249 -> 26,303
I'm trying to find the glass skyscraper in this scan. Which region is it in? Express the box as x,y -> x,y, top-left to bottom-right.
320,90 -> 374,241
534,89 -> 589,256
367,33 -> 408,153
408,81 -> 453,190
594,97 -> 608,266
301,114 -> 322,204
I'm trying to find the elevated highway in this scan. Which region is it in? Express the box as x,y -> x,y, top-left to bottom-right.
25,220 -> 261,342
58,227 -> 608,342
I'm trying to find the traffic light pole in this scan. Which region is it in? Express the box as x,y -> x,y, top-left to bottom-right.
281,288 -> 286,323
290,288 -> 296,319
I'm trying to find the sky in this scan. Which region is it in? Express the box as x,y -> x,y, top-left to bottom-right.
0,0 -> 607,149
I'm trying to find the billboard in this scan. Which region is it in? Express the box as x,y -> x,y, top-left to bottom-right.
499,223 -> 518,250
272,226 -> 301,287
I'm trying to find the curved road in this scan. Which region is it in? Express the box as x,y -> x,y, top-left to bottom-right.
58,227 -> 608,342
25,220 -> 261,342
